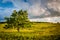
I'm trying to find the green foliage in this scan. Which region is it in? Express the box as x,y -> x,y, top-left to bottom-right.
0,32 -> 60,40
0,22 -> 60,40
4,10 -> 30,32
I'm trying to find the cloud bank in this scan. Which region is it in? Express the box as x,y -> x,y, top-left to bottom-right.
0,0 -> 60,22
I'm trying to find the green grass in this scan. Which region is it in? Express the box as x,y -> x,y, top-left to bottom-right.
0,32 -> 60,40
0,22 -> 60,40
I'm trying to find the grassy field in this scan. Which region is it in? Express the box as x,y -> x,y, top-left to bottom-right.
0,22 -> 60,40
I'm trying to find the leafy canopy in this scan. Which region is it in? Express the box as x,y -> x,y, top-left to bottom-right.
4,10 -> 31,31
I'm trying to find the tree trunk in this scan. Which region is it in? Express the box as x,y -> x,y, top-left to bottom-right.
17,27 -> 19,32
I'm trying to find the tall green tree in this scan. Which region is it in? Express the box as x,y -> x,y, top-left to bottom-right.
4,10 -> 30,32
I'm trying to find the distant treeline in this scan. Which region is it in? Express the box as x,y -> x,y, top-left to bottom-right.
0,21 -> 50,23
0,21 -> 60,24
0,22 -> 6,24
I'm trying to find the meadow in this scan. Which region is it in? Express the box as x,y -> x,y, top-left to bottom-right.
0,22 -> 60,40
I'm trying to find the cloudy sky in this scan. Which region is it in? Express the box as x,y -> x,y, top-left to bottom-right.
0,0 -> 60,22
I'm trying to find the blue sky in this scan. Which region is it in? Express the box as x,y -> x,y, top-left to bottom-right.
0,0 -> 14,8
0,0 -> 13,20
0,0 -> 60,22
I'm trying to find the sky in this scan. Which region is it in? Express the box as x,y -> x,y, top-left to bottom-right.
0,0 -> 60,22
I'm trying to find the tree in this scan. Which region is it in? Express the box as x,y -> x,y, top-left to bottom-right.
4,10 -> 30,32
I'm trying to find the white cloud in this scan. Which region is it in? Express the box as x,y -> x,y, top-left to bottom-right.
30,17 -> 60,23
47,0 -> 60,12
1,0 -> 60,22
2,0 -> 49,17
28,4 -> 46,16
2,0 -> 60,17
11,0 -> 30,10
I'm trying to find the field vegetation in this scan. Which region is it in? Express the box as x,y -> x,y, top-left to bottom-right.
0,22 -> 60,40
0,10 -> 60,40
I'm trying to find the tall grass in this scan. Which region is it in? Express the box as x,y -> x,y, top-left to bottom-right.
0,32 -> 60,40
0,22 -> 60,40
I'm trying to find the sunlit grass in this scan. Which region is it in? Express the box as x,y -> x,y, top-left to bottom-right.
0,22 -> 60,35
0,22 -> 60,40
